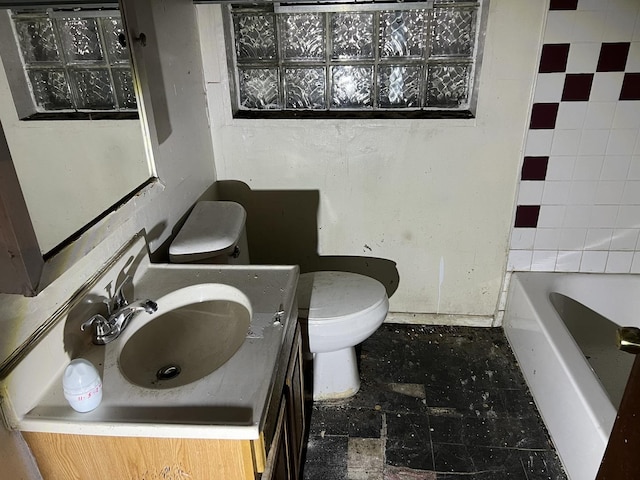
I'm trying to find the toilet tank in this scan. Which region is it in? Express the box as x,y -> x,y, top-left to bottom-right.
169,201 -> 250,265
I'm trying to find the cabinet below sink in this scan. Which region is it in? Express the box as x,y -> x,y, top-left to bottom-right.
23,325 -> 306,480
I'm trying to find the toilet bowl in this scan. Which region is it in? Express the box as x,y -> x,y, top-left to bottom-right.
169,201 -> 389,400
297,271 -> 389,400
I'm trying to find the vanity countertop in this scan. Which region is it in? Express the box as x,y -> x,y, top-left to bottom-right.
2,237 -> 299,440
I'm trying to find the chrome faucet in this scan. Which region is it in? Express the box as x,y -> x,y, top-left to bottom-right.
81,276 -> 157,345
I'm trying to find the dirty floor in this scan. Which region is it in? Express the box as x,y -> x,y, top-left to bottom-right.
301,325 -> 567,480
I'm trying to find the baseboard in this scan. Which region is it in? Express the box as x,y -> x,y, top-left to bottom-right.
384,312 -> 494,327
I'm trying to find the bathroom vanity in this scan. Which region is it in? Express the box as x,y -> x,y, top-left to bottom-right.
1,236 -> 304,479
22,325 -> 304,479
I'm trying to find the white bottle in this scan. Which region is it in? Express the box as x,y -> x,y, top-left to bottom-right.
63,358 -> 102,413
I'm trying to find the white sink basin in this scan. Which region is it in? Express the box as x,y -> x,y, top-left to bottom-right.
117,284 -> 252,389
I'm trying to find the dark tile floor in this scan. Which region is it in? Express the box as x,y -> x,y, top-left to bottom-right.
302,325 -> 568,480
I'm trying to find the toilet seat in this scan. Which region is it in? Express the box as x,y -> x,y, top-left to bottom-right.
297,271 -> 387,324
296,271 -> 389,400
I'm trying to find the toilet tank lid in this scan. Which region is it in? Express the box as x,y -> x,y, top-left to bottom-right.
169,201 -> 246,260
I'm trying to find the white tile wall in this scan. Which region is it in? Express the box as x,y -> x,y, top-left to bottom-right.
552,129 -> 582,155
601,155 -> 631,179
590,73 -> 625,101
556,102 -> 588,129
556,250 -> 583,271
580,250 -> 608,271
544,11 -> 576,43
547,156 -> 576,179
566,42 -> 600,72
605,251 -> 633,272
525,130 -> 554,155
627,42 -> 640,71
517,181 -> 545,204
584,102 -> 617,129
631,252 -> 640,272
509,0 -> 640,274
578,129 -> 609,155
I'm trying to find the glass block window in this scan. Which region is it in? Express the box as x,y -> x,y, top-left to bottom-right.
10,9 -> 137,116
226,1 -> 483,118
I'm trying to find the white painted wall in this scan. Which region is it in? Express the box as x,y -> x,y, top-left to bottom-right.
199,0 -> 546,318
0,57 -> 149,254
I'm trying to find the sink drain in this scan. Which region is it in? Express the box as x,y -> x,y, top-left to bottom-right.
156,364 -> 181,381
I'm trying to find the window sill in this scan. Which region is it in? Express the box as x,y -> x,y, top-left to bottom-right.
233,109 -> 475,120
21,111 -> 139,121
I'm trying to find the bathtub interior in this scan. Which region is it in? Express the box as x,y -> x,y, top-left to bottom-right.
550,292 -> 634,410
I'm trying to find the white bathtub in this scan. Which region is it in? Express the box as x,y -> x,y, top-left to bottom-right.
503,272 -> 639,480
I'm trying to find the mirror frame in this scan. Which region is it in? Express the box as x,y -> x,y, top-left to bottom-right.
0,118 -> 42,296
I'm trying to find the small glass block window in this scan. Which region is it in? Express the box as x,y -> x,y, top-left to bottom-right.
331,13 -> 374,59
233,13 -> 277,60
239,68 -> 280,109
430,7 -> 476,57
280,13 -> 325,60
285,67 -> 326,109
379,11 -> 427,58
378,65 -> 422,108
426,63 -> 471,107
11,9 -> 137,115
331,65 -> 373,108
228,1 -> 484,117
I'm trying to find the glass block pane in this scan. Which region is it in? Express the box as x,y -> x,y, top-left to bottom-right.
426,63 -> 470,108
239,68 -> 280,109
431,8 -> 476,57
233,14 -> 277,61
378,65 -> 422,108
379,10 -> 427,58
27,69 -> 72,110
112,68 -> 137,109
71,68 -> 115,109
331,13 -> 373,59
58,18 -> 104,62
14,18 -> 60,63
331,66 -> 372,108
285,68 -> 326,109
280,13 -> 325,60
101,17 -> 129,64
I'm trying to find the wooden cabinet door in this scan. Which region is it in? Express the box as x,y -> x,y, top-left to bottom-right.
262,327 -> 305,480
23,433 -> 256,480
285,326 -> 305,479
262,399 -> 292,480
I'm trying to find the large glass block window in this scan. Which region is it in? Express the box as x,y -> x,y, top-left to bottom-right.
9,9 -> 137,117
226,1 -> 483,118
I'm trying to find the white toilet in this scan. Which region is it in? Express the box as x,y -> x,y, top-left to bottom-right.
169,201 -> 389,400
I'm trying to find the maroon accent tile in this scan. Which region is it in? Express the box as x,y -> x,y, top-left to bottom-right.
521,157 -> 549,181
549,0 -> 578,9
515,205 -> 541,228
539,44 -> 570,73
620,73 -> 640,100
561,74 -> 594,101
597,43 -> 631,72
530,103 -> 559,129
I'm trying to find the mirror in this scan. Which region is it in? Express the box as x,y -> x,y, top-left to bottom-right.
0,8 -> 152,255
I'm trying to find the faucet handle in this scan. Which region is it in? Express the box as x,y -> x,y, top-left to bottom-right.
81,314 -> 113,344
81,314 -> 106,331
112,275 -> 133,311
